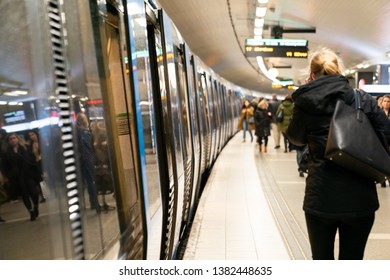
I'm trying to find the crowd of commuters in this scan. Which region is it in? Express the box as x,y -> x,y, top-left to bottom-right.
0,112 -> 111,222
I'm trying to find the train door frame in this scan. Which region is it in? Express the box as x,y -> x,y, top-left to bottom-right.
187,55 -> 204,203
156,9 -> 185,259
198,72 -> 212,171
176,43 -> 202,235
89,0 -> 148,259
207,76 -> 218,163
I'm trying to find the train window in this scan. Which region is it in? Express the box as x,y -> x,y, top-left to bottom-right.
0,0 -> 80,259
63,1 -> 127,259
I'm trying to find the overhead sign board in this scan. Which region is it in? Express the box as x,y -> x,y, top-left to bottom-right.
245,39 -> 308,58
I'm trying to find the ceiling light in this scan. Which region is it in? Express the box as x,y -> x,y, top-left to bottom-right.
255,18 -> 264,27
268,68 -> 279,78
3,90 -> 29,96
256,56 -> 280,83
257,0 -> 269,4
256,7 -> 267,17
254,28 -> 263,36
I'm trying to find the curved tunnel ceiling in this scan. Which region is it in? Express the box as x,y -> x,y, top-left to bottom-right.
156,0 -> 390,97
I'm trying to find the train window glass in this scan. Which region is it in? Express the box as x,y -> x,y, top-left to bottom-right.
131,13 -> 162,220
63,0 -> 129,259
0,0 -> 79,259
155,44 -> 174,178
175,53 -> 190,163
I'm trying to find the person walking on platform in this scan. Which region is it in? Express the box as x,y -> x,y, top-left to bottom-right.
268,94 -> 281,149
237,99 -> 254,143
276,95 -> 294,153
2,133 -> 40,221
25,130 -> 46,202
254,99 -> 272,152
287,48 -> 390,260
380,95 -> 390,187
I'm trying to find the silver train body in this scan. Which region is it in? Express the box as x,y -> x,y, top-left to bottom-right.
0,0 -> 255,259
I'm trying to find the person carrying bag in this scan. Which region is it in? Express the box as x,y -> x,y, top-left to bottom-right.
325,89 -> 390,183
286,48 -> 390,260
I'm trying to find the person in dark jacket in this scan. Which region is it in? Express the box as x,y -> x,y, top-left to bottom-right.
286,48 -> 390,260
268,94 -> 282,149
77,112 -> 100,213
276,95 -> 294,152
2,133 -> 40,221
254,99 -> 272,152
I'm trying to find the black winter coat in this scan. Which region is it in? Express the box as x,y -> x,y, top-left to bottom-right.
287,74 -> 389,218
254,108 -> 271,138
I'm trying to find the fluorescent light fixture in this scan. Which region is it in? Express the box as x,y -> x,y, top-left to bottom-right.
258,0 -> 269,3
256,56 -> 280,83
268,68 -> 279,78
3,90 -> 29,96
361,84 -> 390,93
2,117 -> 60,133
256,7 -> 267,17
254,28 -> 263,36
255,18 -> 264,27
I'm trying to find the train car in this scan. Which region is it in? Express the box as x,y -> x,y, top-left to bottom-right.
0,0 -> 255,260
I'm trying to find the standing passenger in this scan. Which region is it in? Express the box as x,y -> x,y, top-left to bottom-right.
268,94 -> 281,149
76,113 -> 100,213
276,95 -> 294,153
237,100 -> 254,143
25,130 -> 45,202
2,133 -> 39,221
287,48 -> 390,260
380,95 -> 390,187
254,100 -> 272,152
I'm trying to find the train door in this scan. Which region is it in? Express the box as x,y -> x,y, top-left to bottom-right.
222,85 -> 229,143
147,9 -> 185,259
183,48 -> 203,216
65,0 -> 165,259
79,0 -> 154,259
173,44 -> 193,236
218,83 -> 227,146
208,77 -> 218,163
198,72 -> 212,171
176,43 -> 202,233
213,81 -> 223,154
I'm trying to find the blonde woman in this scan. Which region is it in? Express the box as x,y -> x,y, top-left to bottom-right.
287,48 -> 390,259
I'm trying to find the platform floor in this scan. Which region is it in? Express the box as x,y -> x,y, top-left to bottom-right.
183,132 -> 390,260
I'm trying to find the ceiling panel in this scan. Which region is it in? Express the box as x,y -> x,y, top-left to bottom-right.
156,0 -> 390,96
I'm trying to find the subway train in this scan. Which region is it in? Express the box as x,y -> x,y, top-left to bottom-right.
0,0 -> 258,259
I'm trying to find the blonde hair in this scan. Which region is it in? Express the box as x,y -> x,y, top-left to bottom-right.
76,112 -> 89,129
309,48 -> 343,78
258,100 -> 268,109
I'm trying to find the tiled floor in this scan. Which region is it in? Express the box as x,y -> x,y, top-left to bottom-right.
184,132 -> 390,260
184,133 -> 291,260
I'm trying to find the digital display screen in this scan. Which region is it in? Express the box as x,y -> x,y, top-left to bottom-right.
245,38 -> 309,58
3,110 -> 26,124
